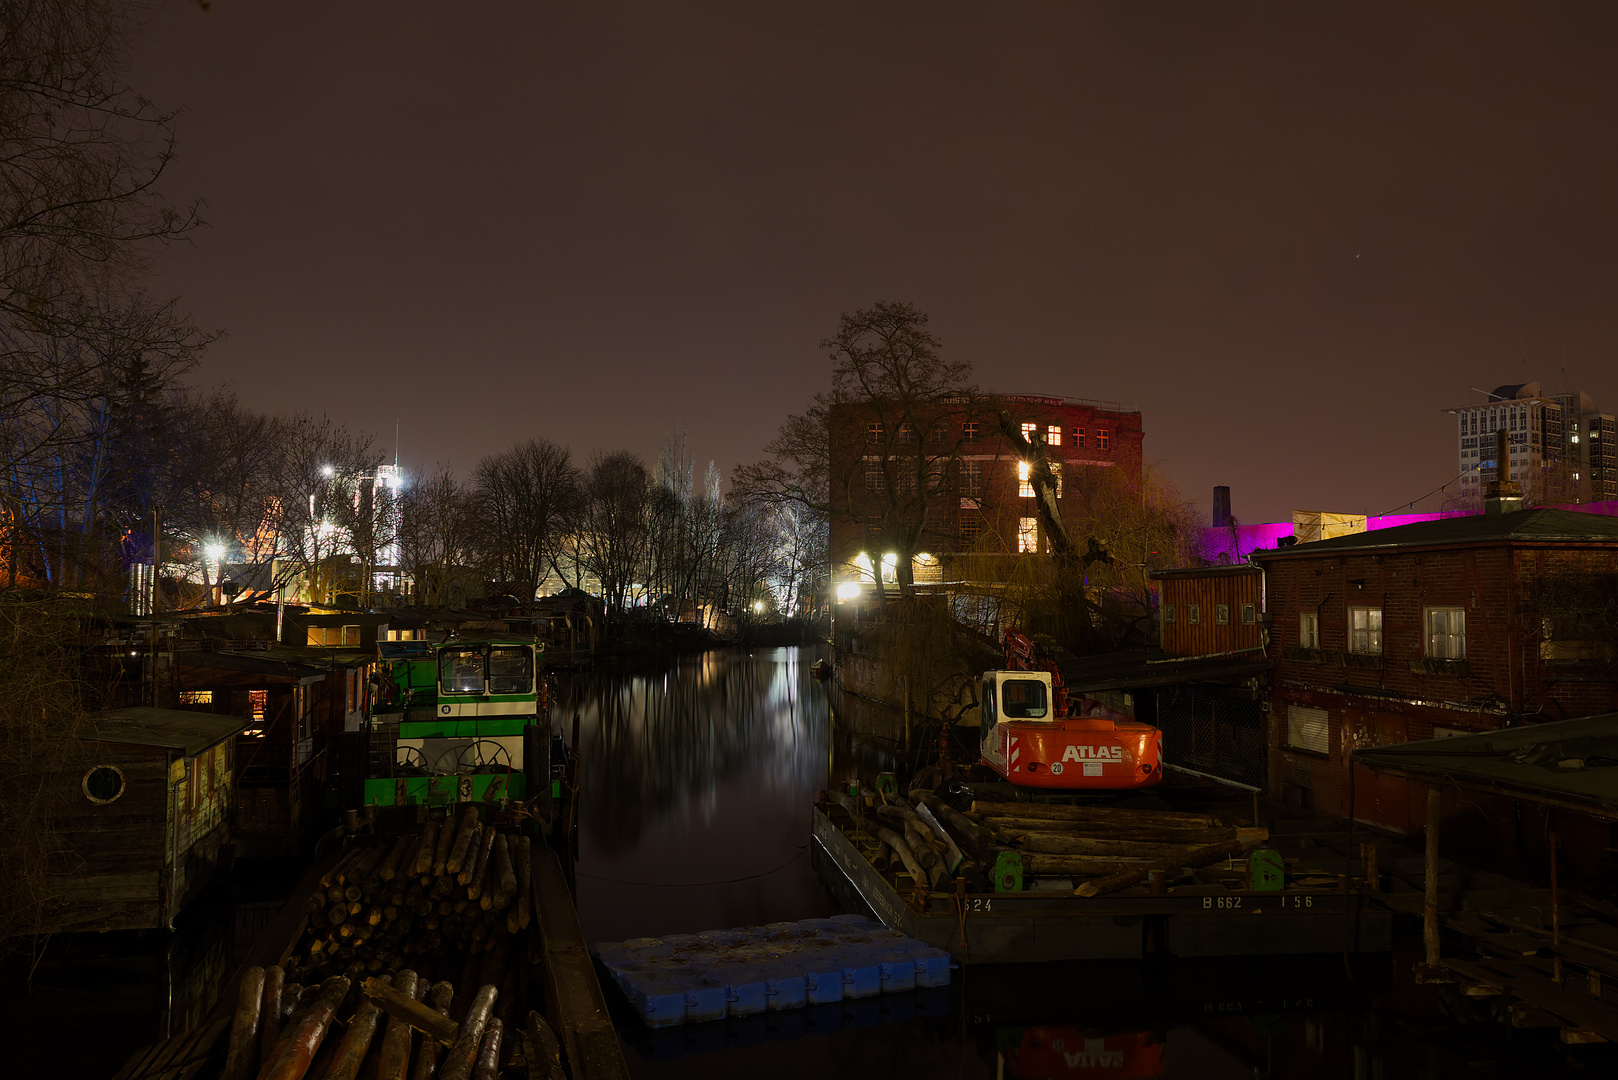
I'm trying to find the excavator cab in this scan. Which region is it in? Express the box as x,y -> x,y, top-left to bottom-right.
979,665 -> 1163,791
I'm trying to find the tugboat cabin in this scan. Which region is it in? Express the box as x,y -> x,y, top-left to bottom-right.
47,708 -> 247,932
366,636 -> 546,806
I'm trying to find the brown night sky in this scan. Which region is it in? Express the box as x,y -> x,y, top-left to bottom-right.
132,2 -> 1618,524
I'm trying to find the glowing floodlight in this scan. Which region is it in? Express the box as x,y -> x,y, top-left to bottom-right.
836,582 -> 861,601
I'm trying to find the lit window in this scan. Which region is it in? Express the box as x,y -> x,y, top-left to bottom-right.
1286,705 -> 1330,755
248,690 -> 268,721
963,422 -> 979,440
1018,461 -> 1033,498
179,690 -> 213,706
897,467 -> 916,495
1096,429 -> 1111,451
865,460 -> 883,494
1073,427 -> 1086,447
959,459 -> 983,497
866,422 -> 883,444
1426,608 -> 1466,659
1047,425 -> 1062,447
1018,517 -> 1038,553
1021,422 -> 1038,443
1349,607 -> 1382,655
1299,612 -> 1319,649
1215,604 -> 1229,625
897,423 -> 916,444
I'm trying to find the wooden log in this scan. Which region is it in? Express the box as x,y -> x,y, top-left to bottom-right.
1023,854 -> 1162,876
970,800 -> 1218,828
414,822 -> 439,877
826,789 -> 865,829
514,837 -> 532,931
408,982 -> 456,1080
446,807 -> 481,876
470,1017 -> 502,1080
379,836 -> 414,882
871,841 -> 892,872
917,793 -> 1007,865
432,814 -> 457,877
348,844 -> 389,888
323,974 -> 391,1080
258,966 -> 286,1071
875,826 -> 929,886
464,825 -> 497,891
1074,836 -> 1264,898
321,848 -> 367,890
492,834 -> 517,906
258,975 -> 350,1080
221,965 -> 265,1080
439,984 -> 498,1080
361,976 -> 458,1046
520,1011 -> 565,1080
453,823 -> 483,887
478,856 -> 496,912
910,799 -> 966,873
978,817 -> 1241,845
1005,832 -> 1205,858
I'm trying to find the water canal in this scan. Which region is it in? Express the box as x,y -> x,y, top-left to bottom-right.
7,645 -> 1612,1078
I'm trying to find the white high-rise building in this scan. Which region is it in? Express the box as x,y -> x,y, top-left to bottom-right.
1449,382 -> 1616,503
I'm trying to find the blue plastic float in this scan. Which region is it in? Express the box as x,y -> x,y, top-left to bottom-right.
593,914 -> 952,1028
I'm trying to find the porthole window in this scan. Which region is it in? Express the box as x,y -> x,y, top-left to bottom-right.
83,765 -> 125,804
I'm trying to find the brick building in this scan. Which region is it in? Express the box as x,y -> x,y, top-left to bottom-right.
828,392 -> 1143,589
1252,505 -> 1618,837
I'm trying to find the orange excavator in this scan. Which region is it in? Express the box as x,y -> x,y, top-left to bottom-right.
978,630 -> 1163,791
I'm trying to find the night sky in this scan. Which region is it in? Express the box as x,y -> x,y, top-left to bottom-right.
133,3 -> 1618,524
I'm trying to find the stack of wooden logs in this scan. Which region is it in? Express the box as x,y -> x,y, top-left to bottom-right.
205,964 -> 566,1080
285,807 -> 534,989
827,789 -> 1266,899
967,800 -> 1267,896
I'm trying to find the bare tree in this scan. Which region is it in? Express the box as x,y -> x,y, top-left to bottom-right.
398,465 -> 482,607
572,451 -> 649,620
472,437 -> 580,603
735,302 -> 982,601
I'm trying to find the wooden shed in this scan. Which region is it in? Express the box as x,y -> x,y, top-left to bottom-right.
1152,564 -> 1264,658
47,707 -> 247,933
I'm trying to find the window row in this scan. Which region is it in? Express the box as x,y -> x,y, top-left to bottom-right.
1296,606 -> 1463,659
1162,604 -> 1257,625
864,421 -> 1112,449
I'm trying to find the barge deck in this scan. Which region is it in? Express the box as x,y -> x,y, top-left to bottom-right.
812,794 -> 1392,963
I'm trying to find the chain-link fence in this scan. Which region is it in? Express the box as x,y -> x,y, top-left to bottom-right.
1152,683 -> 1266,791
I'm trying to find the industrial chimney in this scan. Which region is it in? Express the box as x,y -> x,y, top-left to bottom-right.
1212,486 -> 1232,528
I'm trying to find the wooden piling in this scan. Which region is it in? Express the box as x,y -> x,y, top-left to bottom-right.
1424,784 -> 1441,968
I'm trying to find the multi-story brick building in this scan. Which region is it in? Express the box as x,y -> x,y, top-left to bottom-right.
828,392 -> 1143,589
1252,503 -> 1618,837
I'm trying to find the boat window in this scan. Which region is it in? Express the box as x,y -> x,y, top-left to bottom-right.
83,765 -> 125,804
487,646 -> 533,695
999,678 -> 1049,720
439,646 -> 485,694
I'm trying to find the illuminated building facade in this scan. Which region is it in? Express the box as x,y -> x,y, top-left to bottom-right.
828,392 -> 1143,591
1449,382 -> 1616,504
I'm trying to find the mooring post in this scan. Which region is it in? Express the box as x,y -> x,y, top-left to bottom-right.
1424,784 -> 1441,968
1549,830 -> 1562,984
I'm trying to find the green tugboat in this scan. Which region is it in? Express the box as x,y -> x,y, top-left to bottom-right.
365,636 -> 549,807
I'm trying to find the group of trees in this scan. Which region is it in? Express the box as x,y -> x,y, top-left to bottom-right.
739,301 -> 1205,654
398,432 -> 827,628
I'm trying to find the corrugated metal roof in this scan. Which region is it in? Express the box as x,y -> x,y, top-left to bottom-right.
1351,712 -> 1618,819
1252,508 -> 1618,560
81,708 -> 249,756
